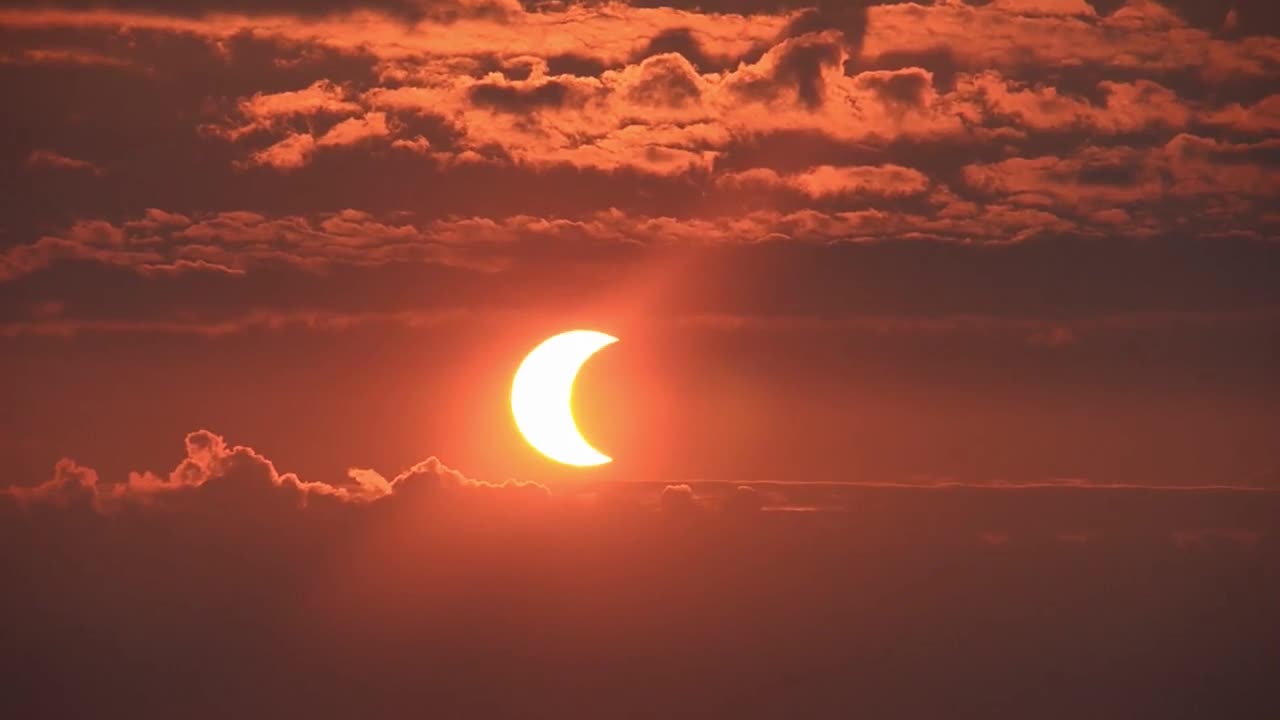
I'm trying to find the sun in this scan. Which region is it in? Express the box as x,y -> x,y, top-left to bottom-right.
511,330 -> 617,467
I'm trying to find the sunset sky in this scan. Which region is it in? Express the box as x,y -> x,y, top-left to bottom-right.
3,2 -> 1278,717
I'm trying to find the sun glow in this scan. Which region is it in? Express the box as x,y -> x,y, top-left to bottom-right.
511,330 -> 617,467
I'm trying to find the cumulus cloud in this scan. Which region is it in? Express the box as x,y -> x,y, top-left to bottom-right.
13,0 -> 1265,203
7,438 -> 1277,543
198,40 -> 974,175
659,483 -> 698,512
3,429 -> 547,514
6,458 -> 101,510
721,484 -> 766,513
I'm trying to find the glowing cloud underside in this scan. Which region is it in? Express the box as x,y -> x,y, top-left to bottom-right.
511,330 -> 617,467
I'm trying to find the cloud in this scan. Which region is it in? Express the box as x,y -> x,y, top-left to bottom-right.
26,0 -> 1264,187
0,46 -> 136,68
4,183 -> 1277,288
358,456 -> 550,504
717,164 -> 930,199
959,135 -> 1280,228
659,483 -> 698,512
26,149 -> 105,175
721,484 -> 766,513
978,530 -> 1012,546
962,147 -> 1165,210
0,208 -> 512,281
6,458 -> 101,510
1162,134 -> 1280,197
4,303 -> 1275,342
237,112 -> 390,169
235,80 -> 360,127
990,0 -> 1098,17
1200,94 -> 1280,134
733,31 -> 846,109
0,0 -> 523,21
253,39 -> 973,175
244,132 -> 317,170
3,429 -> 546,514
862,0 -> 1280,80
1027,325 -> 1077,348
1170,527 -> 1268,550
7,437 -> 1277,533
316,112 -> 391,146
958,72 -> 1192,134
468,79 -> 578,113
0,3 -> 790,67
0,308 -> 471,338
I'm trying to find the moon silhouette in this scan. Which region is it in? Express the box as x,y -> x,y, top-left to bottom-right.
511,329 -> 617,466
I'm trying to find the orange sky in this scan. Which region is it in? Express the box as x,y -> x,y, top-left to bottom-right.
1,0 -> 1277,491
3,4 -> 1279,718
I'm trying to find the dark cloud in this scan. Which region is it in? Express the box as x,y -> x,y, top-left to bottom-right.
45,428 -> 546,512
734,32 -> 845,109
773,35 -> 844,108
1072,156 -> 1143,186
1088,0 -> 1280,37
543,52 -> 608,77
2,209 -> 1277,368
468,80 -> 574,113
856,66 -> 931,108
778,0 -> 871,52
633,28 -> 727,72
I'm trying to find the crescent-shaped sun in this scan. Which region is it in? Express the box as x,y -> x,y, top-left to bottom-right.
511,330 -> 617,467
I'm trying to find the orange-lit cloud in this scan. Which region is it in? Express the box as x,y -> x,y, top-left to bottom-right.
0,3 -> 790,66
862,0 -> 1279,79
1201,95 -> 1280,134
957,72 -> 1191,134
717,164 -> 930,199
26,149 -> 105,175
